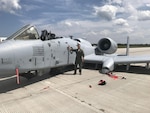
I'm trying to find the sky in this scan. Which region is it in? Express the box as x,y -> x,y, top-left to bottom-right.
0,0 -> 150,44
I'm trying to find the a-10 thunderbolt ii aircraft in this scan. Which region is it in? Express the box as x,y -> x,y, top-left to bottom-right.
1,24 -> 150,84
0,24 -> 94,82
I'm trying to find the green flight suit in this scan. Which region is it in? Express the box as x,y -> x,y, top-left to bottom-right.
72,48 -> 84,74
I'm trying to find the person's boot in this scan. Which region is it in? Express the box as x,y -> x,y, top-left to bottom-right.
79,71 -> 82,75
73,70 -> 76,75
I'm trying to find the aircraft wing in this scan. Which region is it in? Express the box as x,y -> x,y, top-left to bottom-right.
85,54 -> 150,64
84,54 -> 150,73
114,55 -> 150,64
84,54 -> 105,63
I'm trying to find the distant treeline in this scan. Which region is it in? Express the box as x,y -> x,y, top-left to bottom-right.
118,44 -> 150,48
92,44 -> 150,48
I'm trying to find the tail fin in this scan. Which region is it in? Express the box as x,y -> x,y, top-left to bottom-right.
126,36 -> 130,71
126,36 -> 130,56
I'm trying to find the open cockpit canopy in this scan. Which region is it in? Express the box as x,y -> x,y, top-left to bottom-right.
7,24 -> 39,40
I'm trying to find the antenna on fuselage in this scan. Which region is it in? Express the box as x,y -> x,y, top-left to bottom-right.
69,35 -> 73,39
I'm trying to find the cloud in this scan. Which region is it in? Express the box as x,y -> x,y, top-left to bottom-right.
99,30 -> 111,36
113,18 -> 129,26
137,10 -> 150,21
111,0 -> 123,5
0,0 -> 21,14
23,4 -> 40,12
64,21 -> 72,27
84,31 -> 97,36
94,5 -> 117,21
9,0 -> 150,44
124,3 -> 137,14
116,28 -> 134,34
146,4 -> 150,7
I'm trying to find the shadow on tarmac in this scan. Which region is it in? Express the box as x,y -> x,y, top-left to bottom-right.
0,73 -> 53,93
0,65 -> 75,93
84,63 -> 150,75
0,68 -> 69,93
0,65 -> 149,93
114,65 -> 150,75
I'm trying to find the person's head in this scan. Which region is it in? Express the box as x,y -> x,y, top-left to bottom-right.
77,43 -> 81,49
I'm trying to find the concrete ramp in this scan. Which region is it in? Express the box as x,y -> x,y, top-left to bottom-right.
0,47 -> 150,113
0,69 -> 150,113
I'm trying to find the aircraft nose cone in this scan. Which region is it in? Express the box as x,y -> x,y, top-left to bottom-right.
0,41 -> 15,76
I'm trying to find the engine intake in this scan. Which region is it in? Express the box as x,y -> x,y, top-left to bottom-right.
99,38 -> 111,51
96,37 -> 117,54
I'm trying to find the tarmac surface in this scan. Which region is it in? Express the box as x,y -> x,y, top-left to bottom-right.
0,47 -> 150,113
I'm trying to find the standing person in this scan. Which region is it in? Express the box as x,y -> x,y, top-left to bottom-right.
70,43 -> 84,75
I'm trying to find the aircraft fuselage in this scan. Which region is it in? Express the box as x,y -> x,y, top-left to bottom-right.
0,36 -> 94,77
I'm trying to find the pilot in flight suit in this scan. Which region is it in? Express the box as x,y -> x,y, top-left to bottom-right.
71,43 -> 84,75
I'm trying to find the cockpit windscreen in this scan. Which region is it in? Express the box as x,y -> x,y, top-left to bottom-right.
14,26 -> 39,40
7,25 -> 39,40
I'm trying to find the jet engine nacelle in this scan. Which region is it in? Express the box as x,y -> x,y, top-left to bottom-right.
95,37 -> 117,54
100,58 -> 114,74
